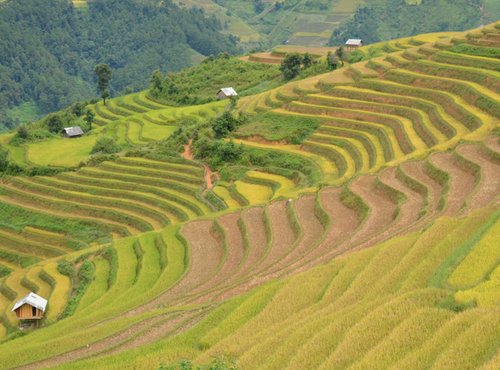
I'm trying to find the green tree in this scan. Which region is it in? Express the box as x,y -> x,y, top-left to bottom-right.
327,51 -> 340,70
212,111 -> 239,138
302,53 -> 313,69
335,47 -> 346,66
45,114 -> 65,133
94,64 -> 113,105
84,109 -> 95,131
71,102 -> 86,116
17,125 -> 29,140
0,146 -> 8,172
280,53 -> 303,80
150,70 -> 164,96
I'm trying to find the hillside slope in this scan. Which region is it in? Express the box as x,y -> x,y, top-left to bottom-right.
0,0 -> 238,130
0,23 -> 498,369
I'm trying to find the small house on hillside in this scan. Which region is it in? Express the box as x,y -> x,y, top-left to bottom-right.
216,87 -> 238,100
345,39 -> 363,51
63,126 -> 84,138
12,292 -> 47,320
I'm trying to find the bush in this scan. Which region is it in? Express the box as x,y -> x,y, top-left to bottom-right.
45,114 -> 65,133
91,136 -> 122,155
212,111 -> 240,138
280,53 -> 303,80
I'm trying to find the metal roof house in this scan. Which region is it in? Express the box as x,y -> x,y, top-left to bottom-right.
12,292 -> 48,320
216,87 -> 238,100
63,126 -> 84,138
345,39 -> 363,51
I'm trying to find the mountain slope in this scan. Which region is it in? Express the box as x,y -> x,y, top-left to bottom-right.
0,0 -> 238,130
0,23 -> 498,369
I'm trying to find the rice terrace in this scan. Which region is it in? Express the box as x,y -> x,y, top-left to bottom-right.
0,1 -> 499,369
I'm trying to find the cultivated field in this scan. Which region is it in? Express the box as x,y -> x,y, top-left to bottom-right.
0,22 -> 498,369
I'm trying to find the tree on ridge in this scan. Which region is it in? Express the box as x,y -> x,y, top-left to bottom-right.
94,64 -> 113,105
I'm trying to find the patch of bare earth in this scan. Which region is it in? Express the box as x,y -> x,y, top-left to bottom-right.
430,152 -> 476,216
193,213 -> 246,304
262,195 -> 325,277
251,200 -> 298,281
182,139 -> 194,160
296,187 -> 360,270
484,136 -> 500,154
348,175 -> 397,247
457,144 -> 500,210
374,166 -> 426,237
215,207 -> 269,301
131,220 -> 223,313
401,160 -> 443,217
20,310 -> 209,370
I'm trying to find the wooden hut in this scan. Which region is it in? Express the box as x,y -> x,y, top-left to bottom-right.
345,39 -> 363,52
12,292 -> 47,320
63,126 -> 84,138
216,87 -> 238,100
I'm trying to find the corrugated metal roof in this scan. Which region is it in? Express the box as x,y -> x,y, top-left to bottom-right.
219,87 -> 238,97
12,292 -> 48,312
64,126 -> 84,137
345,39 -> 363,46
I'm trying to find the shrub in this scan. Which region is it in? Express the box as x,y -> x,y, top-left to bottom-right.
280,53 -> 303,80
91,136 -> 122,155
45,114 -> 65,133
212,111 -> 240,138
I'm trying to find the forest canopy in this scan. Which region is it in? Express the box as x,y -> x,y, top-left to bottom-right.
329,0 -> 483,45
0,0 -> 239,131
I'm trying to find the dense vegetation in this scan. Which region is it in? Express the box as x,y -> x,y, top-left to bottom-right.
330,0 -> 484,45
0,0 -> 238,130
149,55 -> 281,105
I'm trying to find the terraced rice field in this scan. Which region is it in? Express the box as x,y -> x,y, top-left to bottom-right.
0,135 -> 497,367
237,24 -> 500,187
0,93 -> 226,168
0,23 -> 498,369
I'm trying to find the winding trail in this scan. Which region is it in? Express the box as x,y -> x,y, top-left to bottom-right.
182,139 -> 215,190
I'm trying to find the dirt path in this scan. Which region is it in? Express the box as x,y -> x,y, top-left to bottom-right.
20,310 -> 207,370
203,164 -> 215,190
182,139 -> 194,160
182,139 -> 215,190
19,315 -> 170,370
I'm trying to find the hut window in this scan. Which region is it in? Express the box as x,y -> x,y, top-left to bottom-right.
32,306 -> 36,316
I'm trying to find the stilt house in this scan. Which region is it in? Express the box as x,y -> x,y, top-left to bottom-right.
12,292 -> 47,320
216,87 -> 238,100
63,126 -> 84,138
345,39 -> 363,51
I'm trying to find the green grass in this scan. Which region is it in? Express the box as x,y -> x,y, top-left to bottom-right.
150,57 -> 281,105
236,112 -> 322,143
26,135 -> 98,167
